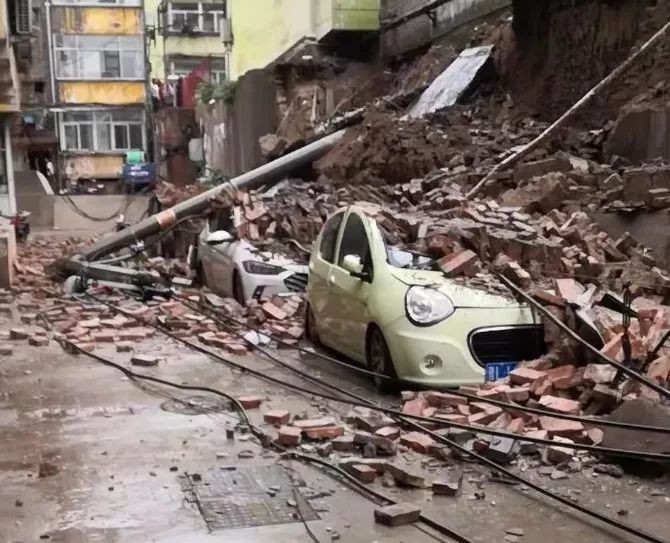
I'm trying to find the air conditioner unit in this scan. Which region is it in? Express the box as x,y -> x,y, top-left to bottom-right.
15,0 -> 32,34
220,17 -> 233,46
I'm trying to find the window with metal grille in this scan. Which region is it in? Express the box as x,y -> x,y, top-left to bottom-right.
54,35 -> 144,80
15,0 -> 32,34
60,109 -> 144,152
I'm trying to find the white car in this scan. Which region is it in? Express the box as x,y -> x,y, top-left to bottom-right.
192,222 -> 309,304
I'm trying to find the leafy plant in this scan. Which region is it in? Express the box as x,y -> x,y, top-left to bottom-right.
196,80 -> 238,105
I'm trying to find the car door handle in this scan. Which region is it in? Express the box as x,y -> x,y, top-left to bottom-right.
328,275 -> 336,286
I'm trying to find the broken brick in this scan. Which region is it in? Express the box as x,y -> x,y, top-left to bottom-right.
331,435 -> 355,452
538,395 -> 581,415
437,249 -> 479,277
539,416 -> 584,438
545,365 -> 576,389
354,432 -> 397,455
238,395 -> 264,409
509,367 -> 547,386
402,397 -> 428,417
546,436 -> 575,464
261,302 -> 287,320
9,328 -> 29,340
374,503 -> 421,527
130,354 -> 159,367
264,410 -> 291,426
375,426 -> 401,441
351,464 -> 377,483
384,464 -> 426,488
399,432 -> 435,454
28,336 -> 49,347
277,425 -> 301,447
304,425 -> 344,440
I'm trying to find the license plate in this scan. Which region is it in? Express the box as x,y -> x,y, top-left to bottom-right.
485,362 -> 517,382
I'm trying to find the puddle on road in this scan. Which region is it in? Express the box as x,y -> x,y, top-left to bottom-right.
160,395 -> 232,415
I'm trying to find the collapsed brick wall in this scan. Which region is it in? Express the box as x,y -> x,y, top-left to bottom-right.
503,0 -> 651,122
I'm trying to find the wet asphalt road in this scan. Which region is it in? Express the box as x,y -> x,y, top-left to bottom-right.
1,313 -> 669,543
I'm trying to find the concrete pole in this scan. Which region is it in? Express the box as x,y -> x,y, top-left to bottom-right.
4,119 -> 16,214
72,128 -> 347,263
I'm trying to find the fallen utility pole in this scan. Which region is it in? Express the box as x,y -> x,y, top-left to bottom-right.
467,18 -> 670,199
56,129 -> 347,276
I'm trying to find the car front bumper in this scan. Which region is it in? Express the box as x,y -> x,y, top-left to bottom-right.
382,306 -> 544,387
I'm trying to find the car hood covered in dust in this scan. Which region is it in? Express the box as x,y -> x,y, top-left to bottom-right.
389,268 -> 527,309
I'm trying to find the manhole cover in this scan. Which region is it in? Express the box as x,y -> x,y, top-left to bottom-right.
181,465 -> 318,530
160,395 -> 231,415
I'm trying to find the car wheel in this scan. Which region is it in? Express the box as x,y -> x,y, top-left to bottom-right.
233,271 -> 246,306
305,302 -> 321,347
367,326 -> 398,393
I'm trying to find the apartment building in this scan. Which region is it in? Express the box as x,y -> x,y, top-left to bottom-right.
154,0 -> 228,82
0,0 -> 21,213
47,0 -> 149,189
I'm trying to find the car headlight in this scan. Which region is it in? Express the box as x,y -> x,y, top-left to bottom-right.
405,286 -> 455,326
242,261 -> 285,275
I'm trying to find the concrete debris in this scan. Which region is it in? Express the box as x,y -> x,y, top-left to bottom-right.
374,503 -> 421,527
409,45 -> 494,118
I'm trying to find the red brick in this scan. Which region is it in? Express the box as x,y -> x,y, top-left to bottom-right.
238,395 -> 264,409
505,387 -> 530,403
468,411 -> 501,426
28,336 -> 49,347
74,342 -> 96,352
601,333 -> 623,360
509,367 -> 547,386
376,426 -> 401,441
399,431 -> 435,454
350,464 -> 377,483
476,387 -> 505,400
647,356 -> 670,384
331,435 -> 355,451
264,410 -> 291,426
402,397 -> 427,417
437,250 -> 479,277
531,377 -> 554,397
304,425 -> 344,440
538,416 -> 584,438
506,418 -> 525,434
545,365 -> 576,388
434,413 -> 468,424
425,391 -> 467,407
293,417 -> 337,429
538,395 -> 581,415
277,425 -> 301,447
9,328 -> 29,340
262,302 -> 287,321
585,427 -> 604,445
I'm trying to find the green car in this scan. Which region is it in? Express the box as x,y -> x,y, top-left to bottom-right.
306,206 -> 546,389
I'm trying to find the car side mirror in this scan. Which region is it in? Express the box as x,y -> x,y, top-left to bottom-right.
206,230 -> 234,245
342,254 -> 371,282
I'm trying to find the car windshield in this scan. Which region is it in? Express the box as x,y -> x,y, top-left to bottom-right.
378,227 -> 434,270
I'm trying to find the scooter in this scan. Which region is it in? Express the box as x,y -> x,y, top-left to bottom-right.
1,211 -> 31,243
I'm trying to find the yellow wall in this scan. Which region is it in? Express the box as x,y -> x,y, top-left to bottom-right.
163,36 -> 227,76
59,81 -> 146,104
65,155 -> 124,179
56,7 -> 144,34
229,0 -> 317,79
144,0 -> 165,79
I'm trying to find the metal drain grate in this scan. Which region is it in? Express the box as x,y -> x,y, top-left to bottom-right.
182,465 -> 318,531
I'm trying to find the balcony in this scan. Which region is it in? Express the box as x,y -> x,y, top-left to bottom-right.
0,14 -> 20,112
315,0 -> 381,42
